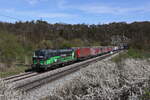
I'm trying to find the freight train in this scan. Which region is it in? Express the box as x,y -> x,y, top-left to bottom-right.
31,46 -> 121,71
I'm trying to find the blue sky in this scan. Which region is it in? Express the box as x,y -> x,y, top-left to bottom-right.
0,0 -> 150,24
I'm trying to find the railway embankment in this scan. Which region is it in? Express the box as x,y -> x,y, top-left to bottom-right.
41,53 -> 150,100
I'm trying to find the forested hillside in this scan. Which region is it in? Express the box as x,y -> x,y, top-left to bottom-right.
0,20 -> 150,49
0,20 -> 150,70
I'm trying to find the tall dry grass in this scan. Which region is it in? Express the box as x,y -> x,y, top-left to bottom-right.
42,58 -> 150,100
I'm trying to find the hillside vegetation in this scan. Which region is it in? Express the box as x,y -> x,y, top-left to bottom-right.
0,21 -> 150,49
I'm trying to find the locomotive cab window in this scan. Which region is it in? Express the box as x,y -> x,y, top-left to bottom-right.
34,50 -> 45,57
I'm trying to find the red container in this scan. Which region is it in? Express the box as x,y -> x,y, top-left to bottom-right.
90,48 -> 97,56
76,48 -> 91,58
97,48 -> 102,54
92,48 -> 101,56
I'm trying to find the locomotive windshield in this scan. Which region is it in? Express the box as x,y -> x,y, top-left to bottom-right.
34,50 -> 45,57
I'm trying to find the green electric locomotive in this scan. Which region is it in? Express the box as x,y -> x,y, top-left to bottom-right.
32,49 -> 76,71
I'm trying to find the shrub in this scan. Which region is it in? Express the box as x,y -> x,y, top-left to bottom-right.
140,87 -> 150,100
0,31 -> 33,68
127,48 -> 143,58
37,40 -> 53,49
0,32 -> 23,63
71,38 -> 85,47
112,48 -> 150,63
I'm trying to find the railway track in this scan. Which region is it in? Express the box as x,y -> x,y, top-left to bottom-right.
3,72 -> 38,83
8,51 -> 121,92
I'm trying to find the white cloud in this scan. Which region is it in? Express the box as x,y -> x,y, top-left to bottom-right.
1,8 -> 76,19
78,4 -> 148,15
37,13 -> 76,18
25,0 -> 48,5
57,1 -> 150,15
